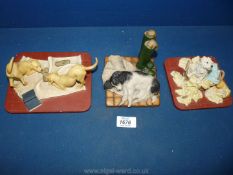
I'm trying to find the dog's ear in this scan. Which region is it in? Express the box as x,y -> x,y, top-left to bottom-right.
151,78 -> 160,94
104,80 -> 113,90
112,71 -> 122,78
111,71 -> 122,85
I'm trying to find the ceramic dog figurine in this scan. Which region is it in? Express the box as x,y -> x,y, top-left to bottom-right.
6,57 -> 42,87
46,73 -> 77,90
46,57 -> 98,90
104,71 -> 160,107
186,56 -> 214,83
67,57 -> 98,86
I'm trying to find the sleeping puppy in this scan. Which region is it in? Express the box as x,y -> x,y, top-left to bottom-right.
104,71 -> 160,107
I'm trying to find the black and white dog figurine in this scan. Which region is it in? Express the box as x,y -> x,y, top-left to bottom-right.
104,71 -> 160,107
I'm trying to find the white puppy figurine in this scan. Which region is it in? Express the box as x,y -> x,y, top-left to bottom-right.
201,56 -> 214,70
186,56 -> 214,81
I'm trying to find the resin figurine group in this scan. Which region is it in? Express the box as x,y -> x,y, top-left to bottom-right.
5,29 -> 231,110
6,56 -> 98,89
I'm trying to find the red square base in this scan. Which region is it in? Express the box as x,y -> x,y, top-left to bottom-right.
164,57 -> 232,110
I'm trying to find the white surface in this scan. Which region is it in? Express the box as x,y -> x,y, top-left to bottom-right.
116,116 -> 137,128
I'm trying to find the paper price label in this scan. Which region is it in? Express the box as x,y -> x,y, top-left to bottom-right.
116,116 -> 136,128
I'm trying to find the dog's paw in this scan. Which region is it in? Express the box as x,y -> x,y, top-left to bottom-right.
152,95 -> 158,103
118,100 -> 125,106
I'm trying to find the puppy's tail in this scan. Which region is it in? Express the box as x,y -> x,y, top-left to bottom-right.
6,57 -> 15,76
84,57 -> 98,71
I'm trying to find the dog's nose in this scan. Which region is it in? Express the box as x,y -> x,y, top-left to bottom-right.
211,65 -> 213,68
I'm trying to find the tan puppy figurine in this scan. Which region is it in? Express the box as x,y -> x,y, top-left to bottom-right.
46,73 -> 77,90
67,57 -> 98,86
6,57 -> 42,87
46,57 -> 98,90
